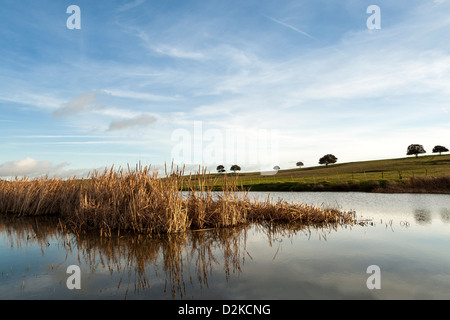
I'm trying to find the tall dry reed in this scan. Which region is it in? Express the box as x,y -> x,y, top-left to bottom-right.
0,164 -> 356,236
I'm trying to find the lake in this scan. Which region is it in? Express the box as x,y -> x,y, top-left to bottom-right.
1,192 -> 449,300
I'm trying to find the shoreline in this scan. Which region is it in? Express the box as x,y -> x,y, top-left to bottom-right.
204,176 -> 450,194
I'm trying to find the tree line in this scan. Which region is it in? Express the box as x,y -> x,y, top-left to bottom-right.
407,144 -> 449,158
215,144 -> 449,173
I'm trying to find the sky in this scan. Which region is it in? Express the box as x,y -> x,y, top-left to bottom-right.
1,0 -> 450,178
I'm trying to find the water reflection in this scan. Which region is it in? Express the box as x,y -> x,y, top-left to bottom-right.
0,215 -> 357,299
0,215 -> 61,252
440,209 -> 450,224
413,209 -> 432,225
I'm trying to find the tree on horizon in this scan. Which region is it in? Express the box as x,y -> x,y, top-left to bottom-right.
230,165 -> 241,173
216,165 -> 226,173
319,154 -> 337,167
407,144 -> 426,158
296,161 -> 304,168
432,145 -> 449,155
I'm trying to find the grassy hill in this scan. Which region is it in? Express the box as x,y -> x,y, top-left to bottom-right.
188,154 -> 450,193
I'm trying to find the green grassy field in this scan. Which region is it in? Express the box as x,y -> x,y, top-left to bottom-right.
188,154 -> 450,193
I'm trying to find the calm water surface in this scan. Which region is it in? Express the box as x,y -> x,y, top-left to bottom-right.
1,192 -> 449,300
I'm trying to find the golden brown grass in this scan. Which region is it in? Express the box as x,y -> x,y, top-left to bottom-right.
0,164 -> 356,236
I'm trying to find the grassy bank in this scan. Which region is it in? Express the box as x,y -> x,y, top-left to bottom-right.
237,175 -> 450,193
190,155 -> 450,193
0,165 -> 355,236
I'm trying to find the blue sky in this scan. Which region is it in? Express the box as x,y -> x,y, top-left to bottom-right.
1,0 -> 450,178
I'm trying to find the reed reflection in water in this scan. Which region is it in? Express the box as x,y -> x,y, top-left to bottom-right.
0,215 -> 357,299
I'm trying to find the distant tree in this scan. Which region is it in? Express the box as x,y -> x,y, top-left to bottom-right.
296,161 -> 304,168
230,165 -> 241,173
432,145 -> 449,155
216,165 -> 226,173
407,144 -> 426,158
319,154 -> 337,167
273,165 -> 280,171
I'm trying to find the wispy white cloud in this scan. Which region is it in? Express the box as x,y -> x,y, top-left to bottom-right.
433,0 -> 447,6
116,0 -> 146,12
107,114 -> 157,131
103,89 -> 181,102
264,15 -> 315,39
12,135 -> 115,139
152,45 -> 206,60
0,92 -> 65,110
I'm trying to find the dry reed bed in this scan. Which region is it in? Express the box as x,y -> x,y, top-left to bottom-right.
0,165 -> 356,236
